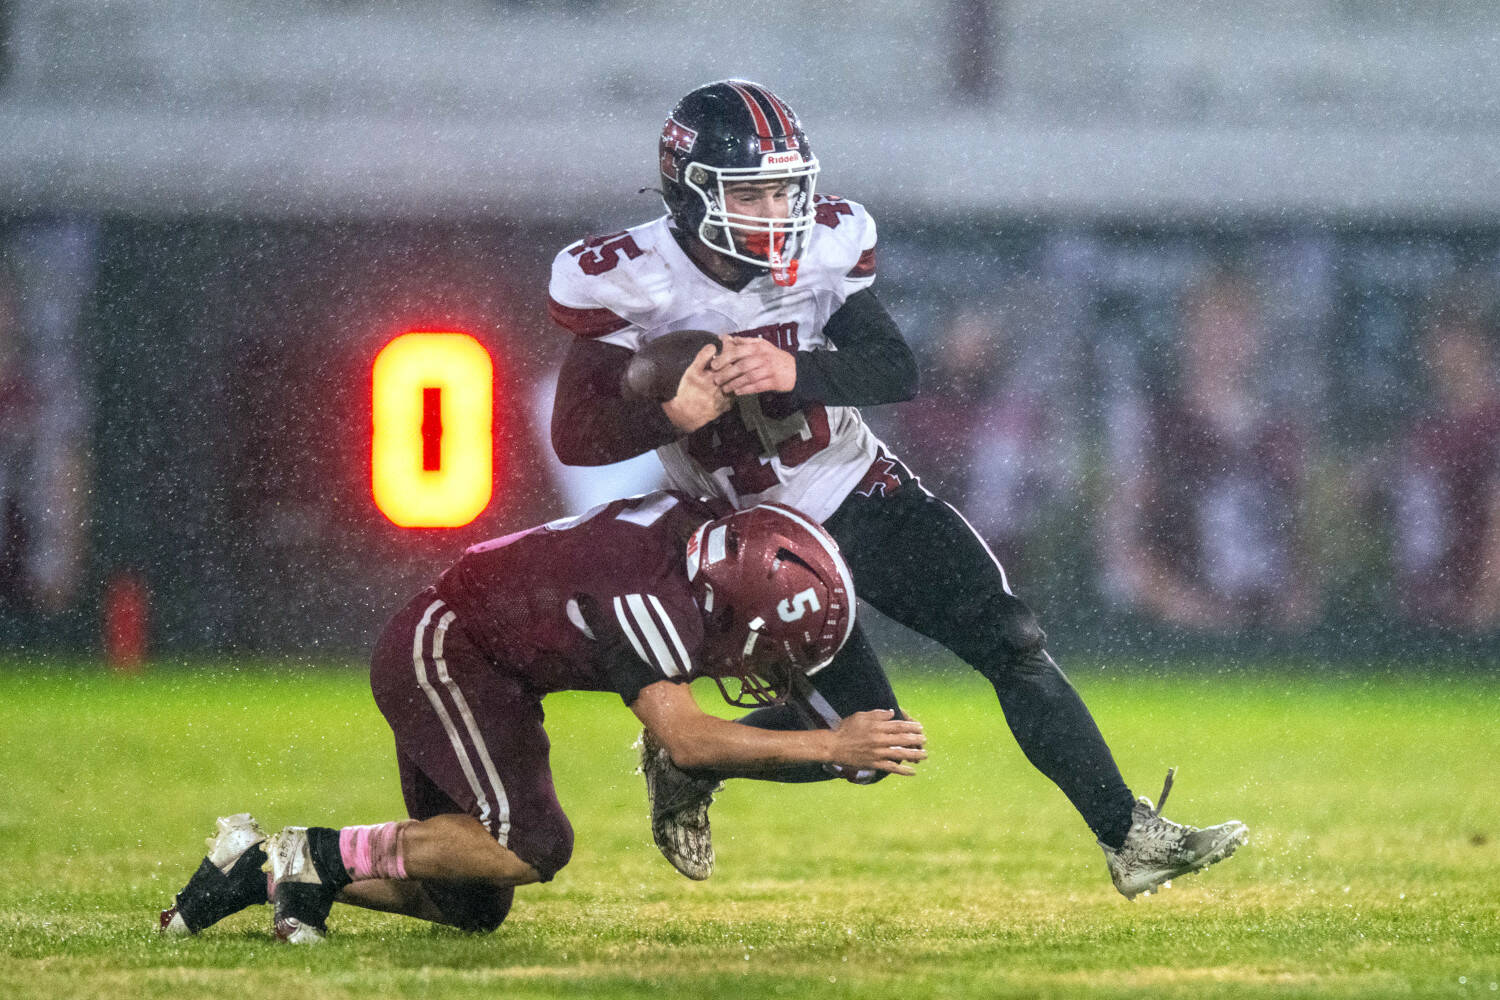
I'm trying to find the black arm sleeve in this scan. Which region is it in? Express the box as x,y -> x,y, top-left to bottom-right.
765,288 -> 919,416
551,337 -> 684,467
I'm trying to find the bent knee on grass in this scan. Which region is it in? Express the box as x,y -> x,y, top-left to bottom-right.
402,814 -> 541,885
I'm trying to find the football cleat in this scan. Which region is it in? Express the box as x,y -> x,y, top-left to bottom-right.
637,728 -> 722,881
159,812 -> 269,936
263,826 -> 338,943
1101,767 -> 1248,900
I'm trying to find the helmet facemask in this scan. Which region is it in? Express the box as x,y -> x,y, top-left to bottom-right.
683,156 -> 819,287
708,621 -> 798,708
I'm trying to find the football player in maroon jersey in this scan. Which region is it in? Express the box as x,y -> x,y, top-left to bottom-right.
547,79 -> 1247,899
159,494 -> 926,942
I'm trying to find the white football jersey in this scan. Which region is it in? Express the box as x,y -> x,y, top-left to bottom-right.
548,196 -> 887,522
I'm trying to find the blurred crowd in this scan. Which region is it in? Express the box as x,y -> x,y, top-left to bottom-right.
0,219 -> 94,629
875,232 -> 1500,637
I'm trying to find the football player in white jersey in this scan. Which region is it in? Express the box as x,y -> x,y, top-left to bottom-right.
547,79 -> 1247,899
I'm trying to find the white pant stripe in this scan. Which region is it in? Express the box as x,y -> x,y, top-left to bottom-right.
410,600 -> 495,834
431,613 -> 511,845
929,489 -> 1013,596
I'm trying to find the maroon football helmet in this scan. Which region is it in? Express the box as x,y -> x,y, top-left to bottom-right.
686,503 -> 856,707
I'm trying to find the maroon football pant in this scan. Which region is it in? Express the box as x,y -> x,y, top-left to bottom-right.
369,588 -> 575,883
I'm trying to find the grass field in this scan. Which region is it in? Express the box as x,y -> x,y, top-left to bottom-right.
0,656 -> 1496,999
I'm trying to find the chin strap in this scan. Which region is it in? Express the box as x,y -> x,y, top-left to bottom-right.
767,237 -> 798,286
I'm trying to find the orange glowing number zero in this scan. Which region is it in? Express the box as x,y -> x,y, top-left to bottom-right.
372,332 -> 493,528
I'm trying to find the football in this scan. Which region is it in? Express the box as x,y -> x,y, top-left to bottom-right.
621,330 -> 723,401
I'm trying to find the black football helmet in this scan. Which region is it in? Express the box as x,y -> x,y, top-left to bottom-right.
658,80 -> 820,286
686,503 -> 855,708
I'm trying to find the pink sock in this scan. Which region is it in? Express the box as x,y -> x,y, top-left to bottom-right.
338,821 -> 411,881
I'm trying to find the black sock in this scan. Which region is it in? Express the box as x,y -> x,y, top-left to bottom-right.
304,827 -> 354,891
272,828 -> 348,935
174,843 -> 269,932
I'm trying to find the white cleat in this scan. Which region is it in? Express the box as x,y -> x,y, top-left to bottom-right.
274,915 -> 328,945
264,826 -> 320,885
205,813 -> 267,870
638,728 -> 722,881
159,813 -> 268,936
264,827 -> 331,943
1101,768 -> 1248,900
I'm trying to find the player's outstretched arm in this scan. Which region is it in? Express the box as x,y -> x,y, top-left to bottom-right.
631,681 -> 926,776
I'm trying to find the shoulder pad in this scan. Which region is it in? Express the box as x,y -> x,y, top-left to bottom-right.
807,195 -> 877,285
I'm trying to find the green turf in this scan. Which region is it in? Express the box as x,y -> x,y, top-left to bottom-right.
0,657 -> 1496,998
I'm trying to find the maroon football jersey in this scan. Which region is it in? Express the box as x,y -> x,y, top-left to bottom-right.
434,491 -> 730,703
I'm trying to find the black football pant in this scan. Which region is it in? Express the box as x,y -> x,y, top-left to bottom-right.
714,466 -> 1137,849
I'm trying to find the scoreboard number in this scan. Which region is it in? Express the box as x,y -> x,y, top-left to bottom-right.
372,332 -> 493,528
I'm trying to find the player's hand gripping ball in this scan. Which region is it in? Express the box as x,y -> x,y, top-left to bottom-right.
621,330 -> 723,401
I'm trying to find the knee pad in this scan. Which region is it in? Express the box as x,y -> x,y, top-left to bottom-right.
423,880 -> 515,934
996,594 -> 1047,656
967,593 -> 1049,684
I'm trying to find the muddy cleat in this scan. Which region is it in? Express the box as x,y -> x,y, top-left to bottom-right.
637,728 -> 722,881
263,826 -> 347,943
159,812 -> 269,936
1101,767 -> 1248,900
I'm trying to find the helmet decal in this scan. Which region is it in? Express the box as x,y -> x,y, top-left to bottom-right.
705,524 -> 729,565
761,151 -> 805,168
659,117 -> 698,181
755,502 -> 856,658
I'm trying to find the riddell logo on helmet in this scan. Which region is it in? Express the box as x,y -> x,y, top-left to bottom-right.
760,151 -> 803,168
